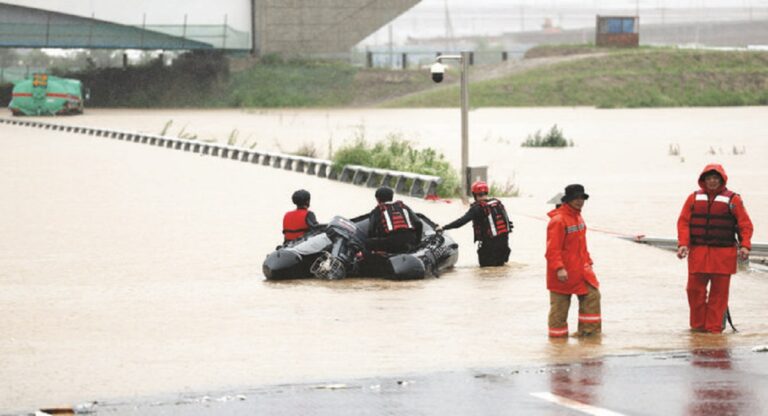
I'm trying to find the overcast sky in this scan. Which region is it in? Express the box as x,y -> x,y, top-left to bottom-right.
5,0 -> 767,37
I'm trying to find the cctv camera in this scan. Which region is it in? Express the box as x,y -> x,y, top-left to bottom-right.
430,62 -> 446,83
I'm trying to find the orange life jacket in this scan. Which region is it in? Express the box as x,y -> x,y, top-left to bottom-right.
378,201 -> 415,234
283,209 -> 309,241
690,189 -> 738,247
473,198 -> 510,240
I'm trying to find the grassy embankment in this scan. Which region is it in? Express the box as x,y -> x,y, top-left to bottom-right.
49,53 -> 431,108
3,46 -> 767,109
389,46 -> 768,108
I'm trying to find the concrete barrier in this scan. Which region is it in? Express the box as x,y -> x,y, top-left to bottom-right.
0,118 -> 443,197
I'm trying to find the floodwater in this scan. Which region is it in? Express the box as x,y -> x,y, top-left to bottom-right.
1,107 -> 767,413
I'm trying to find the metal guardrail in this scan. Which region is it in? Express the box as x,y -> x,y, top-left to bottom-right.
619,235 -> 768,257
0,118 -> 442,197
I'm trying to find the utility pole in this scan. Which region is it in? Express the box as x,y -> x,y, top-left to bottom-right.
460,51 -> 469,202
433,53 -> 470,201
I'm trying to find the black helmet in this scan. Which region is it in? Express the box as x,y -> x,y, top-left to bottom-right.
375,186 -> 394,202
292,189 -> 310,206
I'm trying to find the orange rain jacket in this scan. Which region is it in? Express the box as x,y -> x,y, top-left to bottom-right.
677,164 -> 753,275
546,203 -> 599,295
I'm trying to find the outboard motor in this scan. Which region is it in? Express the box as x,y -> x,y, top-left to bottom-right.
310,216 -> 366,279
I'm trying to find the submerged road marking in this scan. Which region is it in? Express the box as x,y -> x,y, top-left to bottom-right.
530,392 -> 627,416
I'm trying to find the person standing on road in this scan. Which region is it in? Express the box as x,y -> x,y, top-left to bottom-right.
677,164 -> 753,334
282,189 -> 318,243
436,181 -> 512,267
545,184 -> 601,338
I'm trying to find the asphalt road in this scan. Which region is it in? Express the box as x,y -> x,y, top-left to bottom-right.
51,345 -> 768,416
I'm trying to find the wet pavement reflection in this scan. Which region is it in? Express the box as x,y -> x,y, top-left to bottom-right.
88,345 -> 768,415
686,336 -> 748,416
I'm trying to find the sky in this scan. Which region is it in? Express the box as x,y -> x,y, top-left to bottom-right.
364,0 -> 768,45
4,0 -> 767,44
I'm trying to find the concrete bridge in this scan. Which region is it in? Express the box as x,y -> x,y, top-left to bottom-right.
0,0 -> 421,54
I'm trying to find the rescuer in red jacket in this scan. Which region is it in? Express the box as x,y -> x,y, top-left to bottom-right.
677,164 -> 753,333
545,184 -> 601,337
282,189 -> 318,243
437,181 -> 512,267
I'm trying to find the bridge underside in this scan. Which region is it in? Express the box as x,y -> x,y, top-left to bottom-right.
0,3 -> 213,50
253,0 -> 421,55
1,1 -> 421,54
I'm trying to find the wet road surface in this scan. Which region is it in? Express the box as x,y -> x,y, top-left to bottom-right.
80,343 -> 768,416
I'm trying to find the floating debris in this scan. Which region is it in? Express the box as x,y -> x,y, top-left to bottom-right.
314,383 -> 351,390
38,408 -> 74,415
73,401 -> 97,414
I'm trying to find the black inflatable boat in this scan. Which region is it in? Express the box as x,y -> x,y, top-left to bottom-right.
262,213 -> 458,280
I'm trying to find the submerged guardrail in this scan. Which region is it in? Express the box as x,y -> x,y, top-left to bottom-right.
619,235 -> 768,271
619,235 -> 768,257
0,118 -> 442,198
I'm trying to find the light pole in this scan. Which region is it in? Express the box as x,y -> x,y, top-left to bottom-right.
432,52 -> 470,201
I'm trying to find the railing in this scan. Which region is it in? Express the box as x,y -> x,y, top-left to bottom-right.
0,118 -> 442,197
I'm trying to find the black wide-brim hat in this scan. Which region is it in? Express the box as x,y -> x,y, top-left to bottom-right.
561,184 -> 590,202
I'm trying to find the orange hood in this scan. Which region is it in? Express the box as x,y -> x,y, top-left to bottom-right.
698,163 -> 728,193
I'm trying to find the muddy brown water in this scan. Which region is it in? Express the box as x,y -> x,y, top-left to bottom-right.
1,108 -> 766,413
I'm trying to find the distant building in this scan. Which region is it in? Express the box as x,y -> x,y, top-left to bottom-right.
595,16 -> 639,47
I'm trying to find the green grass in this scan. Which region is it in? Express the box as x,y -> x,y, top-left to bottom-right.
521,124 -> 573,147
332,133 -> 460,197
228,59 -> 356,107
388,48 -> 768,108
55,48 -> 768,109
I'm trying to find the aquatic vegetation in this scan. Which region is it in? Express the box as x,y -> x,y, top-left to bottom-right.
293,142 -> 319,158
521,124 -> 573,148
490,177 -> 520,197
332,132 -> 460,197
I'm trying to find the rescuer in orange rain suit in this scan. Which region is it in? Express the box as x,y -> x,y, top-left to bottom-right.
546,184 -> 601,338
677,164 -> 753,334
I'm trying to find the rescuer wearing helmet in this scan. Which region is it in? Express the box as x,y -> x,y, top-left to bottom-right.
545,184 -> 601,338
282,189 -> 318,243
677,164 -> 753,333
436,181 -> 512,267
366,186 -> 422,254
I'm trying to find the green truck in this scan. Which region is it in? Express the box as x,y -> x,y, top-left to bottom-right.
8,73 -> 84,116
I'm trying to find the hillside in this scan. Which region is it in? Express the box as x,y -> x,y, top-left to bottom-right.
4,47 -> 766,109
387,47 -> 768,108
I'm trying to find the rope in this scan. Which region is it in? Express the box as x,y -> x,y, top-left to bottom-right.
511,211 -> 637,238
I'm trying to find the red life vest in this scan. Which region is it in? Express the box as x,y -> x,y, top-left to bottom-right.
283,209 -> 309,241
689,189 -> 738,247
378,201 -> 415,234
473,198 -> 510,240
